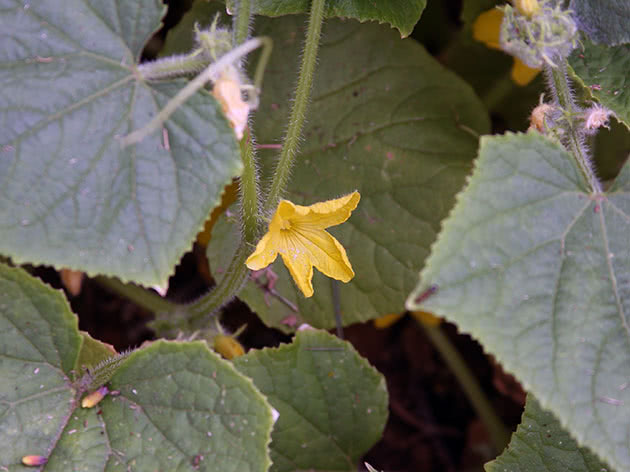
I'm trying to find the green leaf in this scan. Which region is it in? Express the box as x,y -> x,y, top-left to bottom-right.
228,0 -> 426,37
0,264 -> 81,466
486,396 -> 610,472
105,341 -> 273,472
75,331 -> 116,371
160,0 -> 228,57
572,0 -> 630,46
569,39 -> 630,129
407,132 -> 630,471
235,16 -> 489,332
0,264 -> 273,471
0,0 -> 242,287
233,329 -> 388,472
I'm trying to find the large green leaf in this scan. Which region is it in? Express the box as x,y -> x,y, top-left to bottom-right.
227,0 -> 426,37
0,264 -> 272,471
569,39 -> 630,129
0,265 -> 81,469
234,329 -> 388,472
572,0 -> 630,46
407,132 -> 630,470
486,396 -> 610,472
0,0 -> 242,287
234,16 -> 489,331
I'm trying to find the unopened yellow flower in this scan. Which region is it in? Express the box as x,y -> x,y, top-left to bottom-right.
472,8 -> 540,86
246,192 -> 360,298
514,0 -> 540,17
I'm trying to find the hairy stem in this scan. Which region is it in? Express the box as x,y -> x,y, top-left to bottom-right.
233,0 -> 252,46
240,132 -> 262,245
187,244 -> 251,324
545,60 -> 601,193
263,0 -> 326,212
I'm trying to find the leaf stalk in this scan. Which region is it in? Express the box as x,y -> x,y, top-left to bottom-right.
263,0 -> 326,213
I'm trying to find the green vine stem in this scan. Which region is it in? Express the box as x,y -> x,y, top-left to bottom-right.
544,59 -> 602,194
187,244 -> 251,326
419,321 -> 511,454
239,132 -> 262,245
233,0 -> 252,47
263,0 -> 326,213
173,0 -> 327,329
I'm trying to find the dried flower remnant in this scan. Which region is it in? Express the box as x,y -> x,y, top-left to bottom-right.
529,95 -> 557,132
213,66 -> 251,140
583,104 -> 613,133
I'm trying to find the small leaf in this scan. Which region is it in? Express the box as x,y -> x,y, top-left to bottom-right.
569,39 -> 630,129
234,329 -> 388,472
105,341 -> 273,472
75,331 -> 116,371
572,0 -> 630,46
407,132 -> 630,471
0,264 -> 273,471
486,396 -> 610,472
227,0 -> 426,37
0,0 -> 242,286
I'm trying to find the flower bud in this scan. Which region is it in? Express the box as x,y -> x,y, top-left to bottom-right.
22,455 -> 47,466
583,104 -> 613,133
213,334 -> 245,360
82,385 -> 109,408
500,1 -> 578,68
529,101 -> 555,132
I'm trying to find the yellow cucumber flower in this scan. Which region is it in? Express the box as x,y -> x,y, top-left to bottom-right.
472,8 -> 539,86
246,191 -> 360,298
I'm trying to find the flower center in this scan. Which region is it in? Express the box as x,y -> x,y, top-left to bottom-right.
279,219 -> 292,231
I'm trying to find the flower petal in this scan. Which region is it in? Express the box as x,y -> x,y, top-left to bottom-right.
278,191 -> 360,230
280,251 -> 315,297
293,227 -> 355,282
245,231 -> 280,270
510,59 -> 540,86
472,9 -> 503,50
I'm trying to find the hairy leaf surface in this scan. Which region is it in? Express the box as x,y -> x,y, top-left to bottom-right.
227,0 -> 426,37
572,0 -> 630,46
570,40 -> 630,129
0,264 -> 272,471
0,0 -> 242,286
408,132 -> 630,471
486,396 -> 609,472
234,329 -> 388,472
